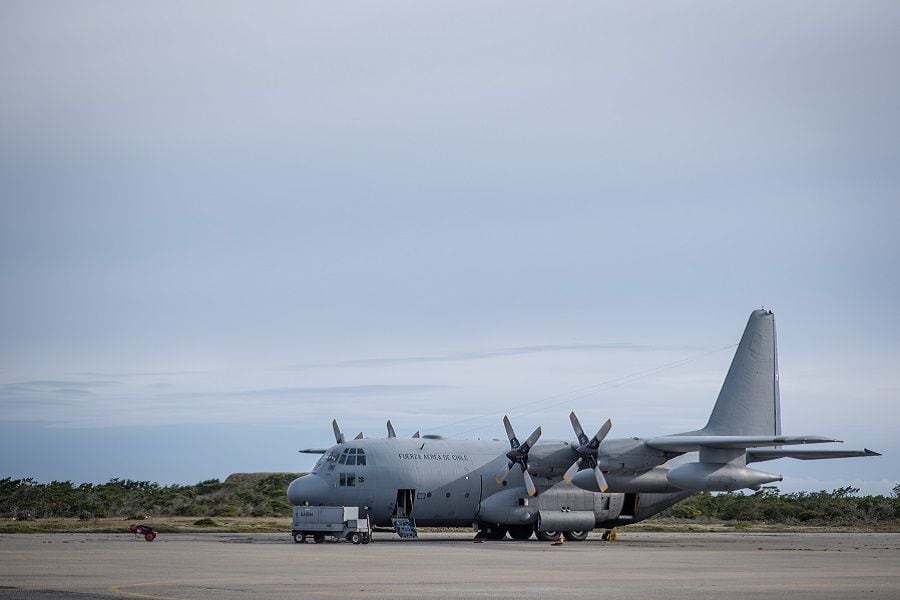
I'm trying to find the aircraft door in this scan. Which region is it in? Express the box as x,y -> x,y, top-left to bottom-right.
394,489 -> 415,518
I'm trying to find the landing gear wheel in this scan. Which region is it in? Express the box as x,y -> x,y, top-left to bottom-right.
484,526 -> 507,540
350,532 -> 362,544
313,534 -> 325,544
535,530 -> 561,542
508,525 -> 533,540
293,533 -> 306,543
563,530 -> 589,542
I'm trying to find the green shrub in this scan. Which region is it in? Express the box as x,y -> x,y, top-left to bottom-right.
193,518 -> 217,526
174,503 -> 204,517
214,505 -> 239,517
196,479 -> 223,495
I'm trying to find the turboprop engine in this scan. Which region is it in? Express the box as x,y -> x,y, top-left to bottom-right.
666,462 -> 782,492
572,466 -> 683,493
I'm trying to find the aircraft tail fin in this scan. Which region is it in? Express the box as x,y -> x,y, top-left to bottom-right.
689,309 -> 782,436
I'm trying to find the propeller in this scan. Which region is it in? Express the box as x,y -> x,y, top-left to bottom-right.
387,420 -> 397,438
332,419 -> 345,444
495,416 -> 542,497
562,411 -> 612,492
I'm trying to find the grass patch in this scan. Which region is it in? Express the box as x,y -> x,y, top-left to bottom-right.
0,517 -> 292,534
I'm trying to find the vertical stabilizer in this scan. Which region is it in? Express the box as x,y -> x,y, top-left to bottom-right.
694,309 -> 781,436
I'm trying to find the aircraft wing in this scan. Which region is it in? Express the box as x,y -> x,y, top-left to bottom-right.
645,435 -> 839,452
299,448 -> 328,454
746,448 -> 881,463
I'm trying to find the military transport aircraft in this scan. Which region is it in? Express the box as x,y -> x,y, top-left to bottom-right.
287,309 -> 879,541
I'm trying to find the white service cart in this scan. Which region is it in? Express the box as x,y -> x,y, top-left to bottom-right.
291,506 -> 372,544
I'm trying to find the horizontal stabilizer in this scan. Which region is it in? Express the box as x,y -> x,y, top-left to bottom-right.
299,448 -> 327,454
646,435 -> 839,452
747,448 -> 881,463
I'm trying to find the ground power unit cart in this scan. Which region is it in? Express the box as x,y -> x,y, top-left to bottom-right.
291,506 -> 371,544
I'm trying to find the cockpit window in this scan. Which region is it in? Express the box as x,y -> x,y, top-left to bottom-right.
314,450 -> 340,473
335,447 -> 368,466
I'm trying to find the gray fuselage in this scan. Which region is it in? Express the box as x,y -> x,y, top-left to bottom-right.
287,436 -> 689,529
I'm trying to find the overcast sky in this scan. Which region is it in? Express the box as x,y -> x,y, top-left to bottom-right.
1,1 -> 897,493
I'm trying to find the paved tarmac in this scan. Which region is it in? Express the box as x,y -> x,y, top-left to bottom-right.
1,531 -> 899,599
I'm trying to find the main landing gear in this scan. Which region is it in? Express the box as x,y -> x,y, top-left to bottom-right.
474,523 -> 596,542
535,530 -> 590,542
535,529 -> 561,542
535,528 -> 590,542
507,525 -> 533,540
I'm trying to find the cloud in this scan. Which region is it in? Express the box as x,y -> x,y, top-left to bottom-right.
281,342 -> 700,370
0,381 -> 456,428
158,384 -> 454,400
2,380 -> 119,389
0,380 -> 118,398
74,371 -> 202,378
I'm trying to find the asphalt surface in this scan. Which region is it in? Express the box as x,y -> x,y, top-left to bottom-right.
1,531 -> 899,599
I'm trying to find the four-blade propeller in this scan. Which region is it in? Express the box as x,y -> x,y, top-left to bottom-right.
495,416 -> 542,497
336,414 -> 608,496
562,411 -> 612,493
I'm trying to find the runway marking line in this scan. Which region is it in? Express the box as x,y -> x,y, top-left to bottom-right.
107,577 -> 248,600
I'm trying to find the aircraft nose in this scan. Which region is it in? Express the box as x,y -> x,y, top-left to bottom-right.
287,474 -> 330,506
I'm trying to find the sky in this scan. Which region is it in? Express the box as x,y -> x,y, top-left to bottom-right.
0,1 -> 897,494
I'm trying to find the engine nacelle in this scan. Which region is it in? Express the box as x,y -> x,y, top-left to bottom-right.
666,462 -> 782,492
476,487 -> 536,525
597,438 -> 668,473
571,467 -> 682,493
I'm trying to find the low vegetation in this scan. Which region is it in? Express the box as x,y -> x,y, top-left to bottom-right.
653,485 -> 900,526
1,476 -> 898,533
0,473 -> 302,522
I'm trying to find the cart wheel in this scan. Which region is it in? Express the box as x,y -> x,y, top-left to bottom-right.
350,533 -> 362,545
293,533 -> 306,544
144,533 -> 154,542
151,532 -> 157,540
313,535 -> 325,544
361,534 -> 370,545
